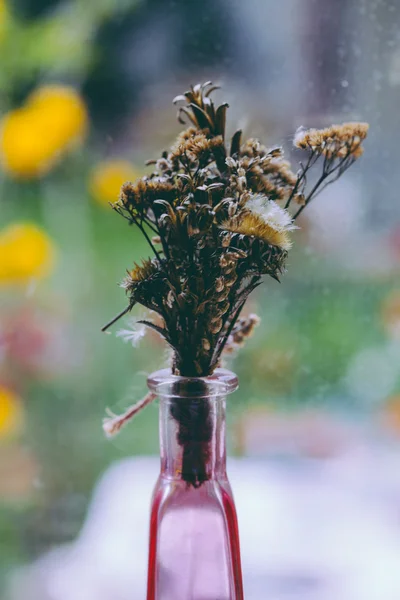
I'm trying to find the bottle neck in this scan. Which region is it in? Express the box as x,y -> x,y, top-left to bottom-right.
148,368 -> 238,488
158,394 -> 227,482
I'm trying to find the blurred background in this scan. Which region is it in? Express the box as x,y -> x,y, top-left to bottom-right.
1,0 -> 400,598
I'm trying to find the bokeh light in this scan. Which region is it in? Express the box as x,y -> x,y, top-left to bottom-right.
0,86 -> 87,178
89,160 -> 140,206
0,223 -> 56,284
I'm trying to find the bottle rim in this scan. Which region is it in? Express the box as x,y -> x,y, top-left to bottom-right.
147,368 -> 238,398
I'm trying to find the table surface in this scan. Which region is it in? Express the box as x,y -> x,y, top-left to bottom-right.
7,450 -> 400,600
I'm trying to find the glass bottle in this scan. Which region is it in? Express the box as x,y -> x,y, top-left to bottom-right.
146,368 -> 244,600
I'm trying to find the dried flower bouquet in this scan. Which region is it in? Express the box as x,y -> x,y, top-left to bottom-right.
103,82 -> 368,486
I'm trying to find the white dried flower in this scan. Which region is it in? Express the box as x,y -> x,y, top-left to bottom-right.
237,176 -> 247,191
119,279 -> 130,290
293,126 -> 308,149
116,318 -> 146,347
246,194 -> 298,232
225,156 -> 237,168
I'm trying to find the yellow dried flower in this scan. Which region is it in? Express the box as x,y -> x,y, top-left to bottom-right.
350,144 -> 364,159
294,193 -> 306,206
170,129 -> 223,164
224,313 -> 261,354
265,160 -> 297,187
174,127 -> 198,143
222,212 -> 292,250
0,222 -> 56,284
241,152 -> 297,201
293,122 -> 369,158
129,259 -> 157,282
223,195 -> 296,250
119,178 -> 175,210
240,138 -> 266,159
90,160 -> 139,206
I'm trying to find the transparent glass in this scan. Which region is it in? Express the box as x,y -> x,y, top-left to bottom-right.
146,368 -> 243,600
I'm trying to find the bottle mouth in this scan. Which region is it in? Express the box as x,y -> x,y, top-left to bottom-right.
147,368 -> 238,399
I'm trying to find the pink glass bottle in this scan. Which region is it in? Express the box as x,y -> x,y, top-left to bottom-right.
146,368 -> 244,600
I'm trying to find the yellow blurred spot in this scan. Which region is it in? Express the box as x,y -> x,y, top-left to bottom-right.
0,386 -> 22,437
0,85 -> 88,178
90,160 -> 139,206
0,222 -> 56,284
1,108 -> 57,178
28,85 -> 87,147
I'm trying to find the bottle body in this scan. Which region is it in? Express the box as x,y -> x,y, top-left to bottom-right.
146,369 -> 243,600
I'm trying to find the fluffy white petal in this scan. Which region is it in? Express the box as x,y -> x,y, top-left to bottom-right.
247,195 -> 298,232
116,319 -> 146,347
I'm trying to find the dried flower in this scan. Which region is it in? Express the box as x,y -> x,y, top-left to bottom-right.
221,210 -> 293,251
103,83 -> 368,371
102,82 -> 368,485
103,392 -> 156,438
294,122 -> 369,153
170,129 -> 223,166
224,313 -> 261,354
247,195 -> 297,231
119,179 -> 174,213
286,121 -> 368,218
128,259 -> 158,283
